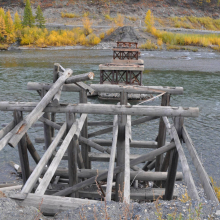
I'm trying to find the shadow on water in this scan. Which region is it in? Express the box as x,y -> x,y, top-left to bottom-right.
0,49 -> 220,185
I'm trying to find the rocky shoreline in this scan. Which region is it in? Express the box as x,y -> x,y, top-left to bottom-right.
0,182 -> 219,220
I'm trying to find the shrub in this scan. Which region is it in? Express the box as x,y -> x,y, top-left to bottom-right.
87,33 -> 101,45
140,40 -> 157,50
99,32 -> 105,40
157,38 -> 163,46
114,14 -> 124,27
61,12 -> 79,18
106,27 -> 115,35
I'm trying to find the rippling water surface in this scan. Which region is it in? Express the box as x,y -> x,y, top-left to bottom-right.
0,49 -> 220,184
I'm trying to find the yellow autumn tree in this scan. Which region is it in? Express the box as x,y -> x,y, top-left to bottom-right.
0,8 -> 5,20
14,12 -> 22,30
5,10 -> 14,34
0,15 -> 7,40
145,10 -> 154,31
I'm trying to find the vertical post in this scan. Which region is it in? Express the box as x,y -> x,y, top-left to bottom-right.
164,117 -> 183,200
115,91 -> 128,202
80,89 -> 90,169
51,63 -> 60,137
41,89 -> 52,165
66,113 -> 78,197
13,111 -> 30,185
155,93 -> 170,172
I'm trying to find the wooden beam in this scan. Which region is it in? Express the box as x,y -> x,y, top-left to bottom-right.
0,102 -> 200,117
65,72 -> 94,84
106,115 -> 118,202
54,141 -> 175,197
74,81 -> 95,95
80,89 -> 90,169
165,117 -> 199,200
21,123 -> 67,194
26,134 -> 41,164
0,120 -> 15,139
6,69 -> 73,149
155,94 -> 170,173
124,115 -> 131,203
89,84 -> 184,95
66,113 -> 77,188
182,126 -> 218,202
10,193 -> 98,216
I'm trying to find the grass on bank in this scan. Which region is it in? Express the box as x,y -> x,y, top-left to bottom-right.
141,10 -> 220,51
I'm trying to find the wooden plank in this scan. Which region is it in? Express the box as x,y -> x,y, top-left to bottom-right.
0,120 -> 15,139
79,136 -> 111,154
90,84 -> 184,95
14,111 -> 30,185
124,115 -> 131,203
88,126 -> 113,138
21,123 -> 67,194
41,88 -> 52,165
155,94 -> 170,173
65,72 -> 94,84
26,134 -> 41,164
7,68 -> 73,148
74,81 -> 95,95
54,142 -> 176,196
116,92 -> 127,202
0,102 -> 200,117
182,126 -> 218,202
106,115 -> 118,202
10,193 -> 98,216
88,121 -> 113,126
66,113 -> 77,188
167,117 -> 199,200
80,89 -> 90,169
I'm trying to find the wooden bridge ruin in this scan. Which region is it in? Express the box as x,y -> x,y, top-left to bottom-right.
0,63 -> 218,215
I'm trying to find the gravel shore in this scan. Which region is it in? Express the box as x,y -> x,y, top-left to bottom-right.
0,182 -> 219,220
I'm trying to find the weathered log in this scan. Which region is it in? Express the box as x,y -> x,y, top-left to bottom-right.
14,111 -> 30,185
0,102 -> 200,117
106,115 -> 118,202
21,123 -> 67,194
26,134 -> 41,164
7,69 -> 73,148
88,121 -> 113,126
124,115 -> 131,203
74,81 -> 95,95
0,185 -> 22,192
73,113 -> 87,140
54,142 -> 175,196
88,126 -> 113,138
10,193 -> 98,216
79,136 -> 111,154
39,117 -> 61,130
80,89 -> 90,169
0,121 -> 15,140
155,94 -> 170,173
66,113 -> 77,188
165,117 -> 199,200
91,139 -> 158,148
90,84 -> 184,95
41,89 -> 52,165
182,126 -> 218,202
65,72 -> 94,84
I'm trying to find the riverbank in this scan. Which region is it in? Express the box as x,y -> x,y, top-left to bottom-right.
1,0 -> 220,52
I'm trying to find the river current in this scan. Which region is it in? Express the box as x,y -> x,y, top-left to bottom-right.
0,48 -> 220,185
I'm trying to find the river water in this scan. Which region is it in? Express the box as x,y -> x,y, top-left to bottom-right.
0,48 -> 220,185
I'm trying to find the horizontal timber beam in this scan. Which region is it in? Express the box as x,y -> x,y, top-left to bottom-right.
0,102 -> 199,117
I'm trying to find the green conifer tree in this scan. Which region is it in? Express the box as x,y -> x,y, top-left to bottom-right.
23,0 -> 35,27
14,12 -> 22,30
35,5 -> 45,28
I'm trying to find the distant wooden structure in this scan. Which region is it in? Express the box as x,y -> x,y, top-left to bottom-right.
0,62 -> 218,216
